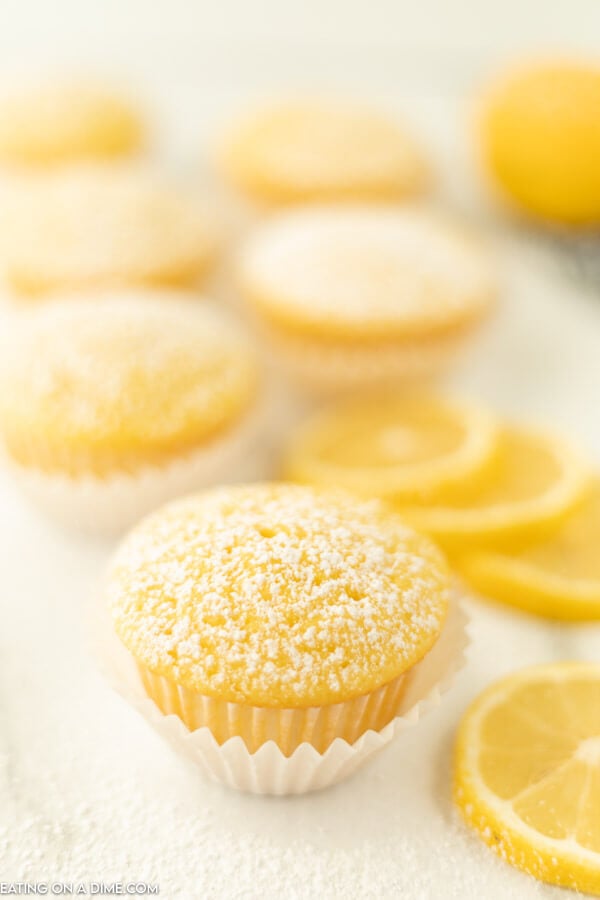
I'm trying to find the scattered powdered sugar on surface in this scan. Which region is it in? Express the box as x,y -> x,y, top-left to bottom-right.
0,505 -> 555,900
0,235 -> 583,898
108,484 -> 450,705
241,207 -> 495,335
0,296 -> 258,467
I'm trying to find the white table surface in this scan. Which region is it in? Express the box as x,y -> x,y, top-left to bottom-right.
1,9 -> 600,896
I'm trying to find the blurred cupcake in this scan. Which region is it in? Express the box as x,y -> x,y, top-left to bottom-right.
0,293 -> 264,533
238,206 -> 497,393
1,165 -> 217,297
217,98 -> 429,206
0,79 -> 143,168
107,483 -> 451,755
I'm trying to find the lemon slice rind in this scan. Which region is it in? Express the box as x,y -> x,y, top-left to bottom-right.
456,550 -> 600,620
284,396 -> 499,502
455,662 -> 600,895
400,427 -> 589,549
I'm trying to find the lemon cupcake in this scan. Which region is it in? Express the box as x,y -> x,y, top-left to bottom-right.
238,206 -> 496,392
218,99 -> 429,205
479,58 -> 600,225
2,166 -> 216,297
0,293 -> 263,533
0,80 -> 143,168
107,483 -> 451,755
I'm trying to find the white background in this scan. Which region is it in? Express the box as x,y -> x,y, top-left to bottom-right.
1,2 -> 600,898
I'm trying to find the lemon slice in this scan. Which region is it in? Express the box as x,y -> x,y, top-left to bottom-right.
283,395 -> 499,503
400,425 -> 588,550
455,662 -> 600,895
455,481 -> 600,620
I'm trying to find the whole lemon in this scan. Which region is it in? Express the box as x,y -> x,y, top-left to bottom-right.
479,59 -> 600,226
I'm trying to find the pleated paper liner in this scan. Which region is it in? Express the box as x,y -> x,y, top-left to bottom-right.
257,324 -> 473,395
2,400 -> 269,536
94,596 -> 469,795
136,662 -> 409,755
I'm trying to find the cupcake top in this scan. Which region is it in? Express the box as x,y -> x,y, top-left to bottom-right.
0,80 -> 143,167
2,166 -> 216,295
239,206 -> 496,340
218,99 -> 428,203
0,294 -> 258,475
108,483 -> 450,707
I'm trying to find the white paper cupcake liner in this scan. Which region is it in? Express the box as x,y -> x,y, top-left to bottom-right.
257,325 -> 473,395
94,596 -> 469,795
4,401 -> 269,536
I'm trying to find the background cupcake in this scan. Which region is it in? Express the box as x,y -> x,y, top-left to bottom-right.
107,483 -> 451,755
0,79 -> 144,168
0,293 -> 265,533
0,165 -> 217,297
217,98 -> 429,206
238,205 -> 497,392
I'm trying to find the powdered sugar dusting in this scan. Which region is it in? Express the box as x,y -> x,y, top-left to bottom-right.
241,206 -> 496,337
0,295 -> 258,473
108,484 -> 450,706
2,166 -> 215,288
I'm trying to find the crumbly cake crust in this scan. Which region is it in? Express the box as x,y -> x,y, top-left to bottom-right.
108,484 -> 450,707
